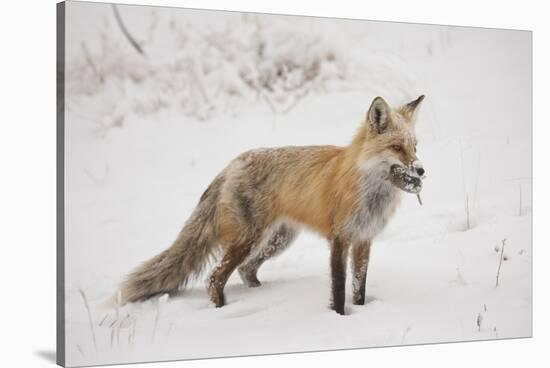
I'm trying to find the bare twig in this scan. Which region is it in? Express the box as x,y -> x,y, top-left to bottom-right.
459,141 -> 470,230
152,294 -> 169,343
110,325 -> 115,349
146,9 -> 159,44
115,290 -> 121,322
477,304 -> 488,332
76,344 -> 85,356
83,163 -> 109,187
476,312 -> 483,332
187,60 -> 210,106
116,314 -> 130,347
127,317 -> 136,347
98,313 -> 109,327
260,90 -> 279,114
280,86 -> 311,114
115,290 -> 122,347
112,4 -> 146,57
130,318 -> 136,346
151,301 -> 161,343
496,239 -> 506,287
78,288 -> 97,351
455,267 -> 467,286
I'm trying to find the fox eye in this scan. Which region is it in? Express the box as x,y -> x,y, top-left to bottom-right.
391,145 -> 402,152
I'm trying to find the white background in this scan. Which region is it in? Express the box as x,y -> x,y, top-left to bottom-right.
0,0 -> 547,367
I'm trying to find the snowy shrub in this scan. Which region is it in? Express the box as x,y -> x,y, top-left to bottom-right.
67,9 -> 349,123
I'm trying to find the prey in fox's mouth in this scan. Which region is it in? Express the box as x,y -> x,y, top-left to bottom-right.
389,164 -> 425,194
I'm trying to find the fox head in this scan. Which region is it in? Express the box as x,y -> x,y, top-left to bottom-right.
357,95 -> 426,193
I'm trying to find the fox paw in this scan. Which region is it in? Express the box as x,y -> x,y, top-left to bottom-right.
238,268 -> 262,287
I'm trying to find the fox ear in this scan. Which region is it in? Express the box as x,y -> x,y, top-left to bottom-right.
400,95 -> 425,122
367,96 -> 391,134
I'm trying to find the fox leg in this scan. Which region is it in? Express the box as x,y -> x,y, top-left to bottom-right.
207,237 -> 257,307
351,240 -> 372,305
238,223 -> 298,287
330,236 -> 350,315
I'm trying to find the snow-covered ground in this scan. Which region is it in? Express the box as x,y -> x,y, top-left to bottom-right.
63,2 -> 532,367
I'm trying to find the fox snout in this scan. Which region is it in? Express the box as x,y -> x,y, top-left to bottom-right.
412,160 -> 425,177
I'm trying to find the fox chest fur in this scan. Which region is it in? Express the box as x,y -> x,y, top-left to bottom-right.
347,160 -> 401,242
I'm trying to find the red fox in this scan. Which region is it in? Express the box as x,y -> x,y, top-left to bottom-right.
120,95 -> 426,315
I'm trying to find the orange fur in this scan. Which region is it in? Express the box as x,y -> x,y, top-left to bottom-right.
120,95 -> 425,315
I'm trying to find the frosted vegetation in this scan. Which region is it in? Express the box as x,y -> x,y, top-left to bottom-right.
68,5 -> 350,123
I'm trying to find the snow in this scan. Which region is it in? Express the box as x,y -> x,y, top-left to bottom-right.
62,2 -> 531,367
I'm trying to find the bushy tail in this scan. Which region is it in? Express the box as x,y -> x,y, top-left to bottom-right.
119,174 -> 224,305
